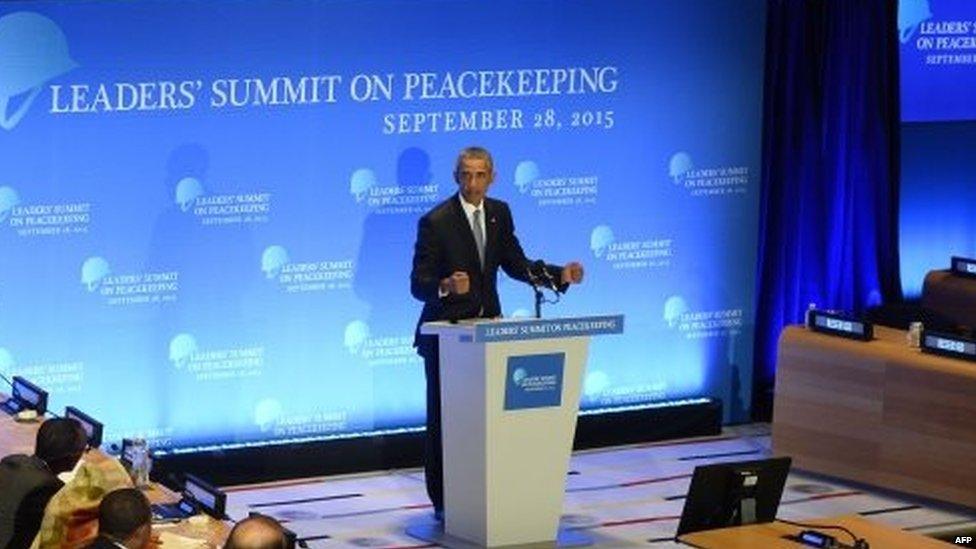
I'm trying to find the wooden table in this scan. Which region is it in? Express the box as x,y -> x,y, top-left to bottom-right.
679,514 -> 954,548
772,326 -> 976,509
1,402 -> 230,545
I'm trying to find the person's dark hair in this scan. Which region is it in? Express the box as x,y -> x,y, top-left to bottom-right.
225,515 -> 286,549
454,145 -> 494,175
34,417 -> 87,473
98,488 -> 151,540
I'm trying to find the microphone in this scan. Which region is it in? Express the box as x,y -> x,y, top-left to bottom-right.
531,261 -> 560,293
526,263 -> 542,288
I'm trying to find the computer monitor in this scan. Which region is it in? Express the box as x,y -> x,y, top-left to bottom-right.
64,406 -> 104,448
0,376 -> 48,415
676,456 -> 792,537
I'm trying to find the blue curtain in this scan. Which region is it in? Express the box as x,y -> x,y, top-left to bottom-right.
753,0 -> 902,418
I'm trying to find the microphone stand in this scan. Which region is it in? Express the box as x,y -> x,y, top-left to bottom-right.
526,266 -> 545,319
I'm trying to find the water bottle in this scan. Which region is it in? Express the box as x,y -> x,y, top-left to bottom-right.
907,321 -> 923,349
129,438 -> 152,488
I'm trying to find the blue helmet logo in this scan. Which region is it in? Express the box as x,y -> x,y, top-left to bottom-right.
174,177 -> 205,212
898,0 -> 932,43
168,333 -> 198,368
0,186 -> 20,223
80,256 -> 110,292
0,347 -> 14,379
668,152 -> 694,184
512,367 -> 527,386
254,398 -> 283,432
344,320 -> 370,355
349,168 -> 377,203
261,245 -> 290,279
590,225 -> 615,259
0,12 -> 77,130
514,160 -> 540,194
663,295 -> 689,328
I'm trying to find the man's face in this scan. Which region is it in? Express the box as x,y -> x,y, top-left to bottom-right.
455,157 -> 494,205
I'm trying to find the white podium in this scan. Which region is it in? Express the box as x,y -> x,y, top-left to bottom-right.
417,315 -> 624,548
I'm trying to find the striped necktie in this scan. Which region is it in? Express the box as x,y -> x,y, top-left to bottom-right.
472,208 -> 485,268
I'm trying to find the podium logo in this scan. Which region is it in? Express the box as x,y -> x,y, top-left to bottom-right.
254,398 -> 283,432
664,295 -> 689,329
0,186 -> 20,222
175,177 -> 205,212
344,320 -> 370,356
514,160 -> 540,194
80,256 -> 111,292
0,347 -> 14,380
512,367 -> 528,387
261,245 -> 290,279
0,12 -> 77,130
168,333 -> 198,369
898,0 -> 933,43
505,353 -> 564,410
668,152 -> 694,184
590,225 -> 615,259
350,168 -> 377,203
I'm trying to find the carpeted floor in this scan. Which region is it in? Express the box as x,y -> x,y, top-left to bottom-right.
215,425 -> 976,547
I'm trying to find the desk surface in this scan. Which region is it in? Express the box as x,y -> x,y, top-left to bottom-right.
773,325 -> 976,508
679,514 -> 953,548
0,402 -> 229,545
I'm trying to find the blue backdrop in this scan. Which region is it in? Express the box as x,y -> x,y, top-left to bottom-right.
0,0 -> 766,453
899,0 -> 976,296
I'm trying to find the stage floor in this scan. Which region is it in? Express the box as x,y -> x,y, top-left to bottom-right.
211,424 -> 976,547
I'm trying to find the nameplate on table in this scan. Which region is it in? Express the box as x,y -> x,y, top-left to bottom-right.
808,311 -> 873,341
951,256 -> 976,278
472,315 -> 624,343
921,330 -> 976,362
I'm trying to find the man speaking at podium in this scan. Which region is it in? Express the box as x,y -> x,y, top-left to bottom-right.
410,146 -> 584,519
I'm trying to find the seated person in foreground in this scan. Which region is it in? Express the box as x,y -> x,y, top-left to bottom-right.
30,447 -> 133,549
0,418 -> 88,549
86,488 -> 153,549
224,515 -> 287,549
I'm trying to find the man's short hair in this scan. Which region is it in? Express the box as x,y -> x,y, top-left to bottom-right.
454,146 -> 494,174
98,488 -> 151,540
225,515 -> 286,549
34,417 -> 87,465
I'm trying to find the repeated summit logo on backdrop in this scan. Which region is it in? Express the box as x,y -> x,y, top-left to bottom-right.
0,12 -> 76,130
0,0 -> 768,448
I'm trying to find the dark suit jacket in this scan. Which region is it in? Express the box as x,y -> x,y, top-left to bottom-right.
0,454 -> 64,549
411,194 -> 563,354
